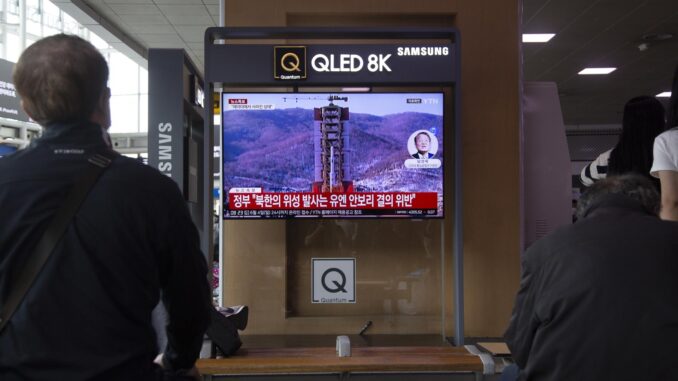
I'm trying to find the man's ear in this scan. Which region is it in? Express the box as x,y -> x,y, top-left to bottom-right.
20,99 -> 36,122
90,87 -> 111,129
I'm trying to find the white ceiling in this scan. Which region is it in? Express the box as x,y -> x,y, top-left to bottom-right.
53,0 -> 678,126
51,0 -> 220,68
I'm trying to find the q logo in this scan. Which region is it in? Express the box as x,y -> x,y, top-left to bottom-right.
312,258 -> 356,303
321,268 -> 347,293
274,46 -> 307,80
280,52 -> 301,72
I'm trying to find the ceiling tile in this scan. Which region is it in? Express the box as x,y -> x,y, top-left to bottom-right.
187,42 -> 204,51
126,24 -> 177,34
175,25 -> 210,43
108,4 -> 160,14
165,13 -> 213,26
60,0 -> 678,126
153,0 -> 204,4
120,13 -> 168,25
157,4 -> 211,16
136,33 -> 183,44
205,4 -> 219,16
149,41 -> 190,50
103,0 -> 153,3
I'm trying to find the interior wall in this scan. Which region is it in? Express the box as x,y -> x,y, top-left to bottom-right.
222,0 -> 521,338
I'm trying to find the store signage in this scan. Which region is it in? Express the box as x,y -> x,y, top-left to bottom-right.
312,258 -> 356,304
205,43 -> 455,85
310,53 -> 392,73
0,58 -> 30,122
157,122 -> 173,176
272,45 -> 450,80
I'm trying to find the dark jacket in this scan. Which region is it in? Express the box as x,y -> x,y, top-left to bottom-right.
0,122 -> 211,380
411,152 -> 433,159
505,195 -> 678,381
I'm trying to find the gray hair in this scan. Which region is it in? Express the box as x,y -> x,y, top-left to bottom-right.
13,34 -> 108,126
576,174 -> 660,219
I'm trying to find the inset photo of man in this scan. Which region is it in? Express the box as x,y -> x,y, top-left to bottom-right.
408,130 -> 438,159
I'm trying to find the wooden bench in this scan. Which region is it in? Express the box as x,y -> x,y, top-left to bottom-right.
197,346 -> 488,380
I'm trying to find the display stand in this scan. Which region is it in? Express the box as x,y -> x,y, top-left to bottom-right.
148,49 -> 211,260
204,27 -> 464,345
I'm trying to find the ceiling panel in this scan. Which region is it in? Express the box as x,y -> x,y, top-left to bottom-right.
60,0 -> 678,126
107,4 -> 161,14
125,24 -> 177,34
175,25 -> 210,43
524,0 -> 678,124
157,4 -> 211,16
152,0 -> 206,4
102,0 -> 153,4
163,13 -> 213,26
119,14 -> 169,25
187,42 -> 204,52
136,33 -> 183,44
205,4 -> 219,17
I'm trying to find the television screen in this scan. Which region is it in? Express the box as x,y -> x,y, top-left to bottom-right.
221,92 -> 444,219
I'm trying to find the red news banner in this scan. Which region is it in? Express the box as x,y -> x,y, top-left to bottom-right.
229,192 -> 437,215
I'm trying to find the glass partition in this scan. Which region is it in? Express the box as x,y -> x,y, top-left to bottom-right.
219,86 -> 456,344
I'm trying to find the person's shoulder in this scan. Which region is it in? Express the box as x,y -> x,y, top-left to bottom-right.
111,155 -> 174,184
0,147 -> 32,178
653,128 -> 678,158
656,127 -> 678,143
591,148 -> 612,164
523,222 -> 579,262
106,155 -> 182,199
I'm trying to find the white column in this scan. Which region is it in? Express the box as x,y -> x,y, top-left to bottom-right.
2,0 -> 8,59
18,0 -> 25,51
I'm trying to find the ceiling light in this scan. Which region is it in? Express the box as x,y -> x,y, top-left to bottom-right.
578,67 -> 616,75
656,92 -> 672,98
522,34 -> 555,43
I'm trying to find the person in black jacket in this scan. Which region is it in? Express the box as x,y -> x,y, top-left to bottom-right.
504,174 -> 678,381
0,34 -> 211,380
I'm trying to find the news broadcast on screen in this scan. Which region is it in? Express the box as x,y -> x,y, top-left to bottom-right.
221,92 -> 444,219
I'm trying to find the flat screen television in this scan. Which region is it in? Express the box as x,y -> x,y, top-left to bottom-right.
221,92 -> 444,219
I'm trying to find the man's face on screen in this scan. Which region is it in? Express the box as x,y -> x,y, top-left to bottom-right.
415,133 -> 430,154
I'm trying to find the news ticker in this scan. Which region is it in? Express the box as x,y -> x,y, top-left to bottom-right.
227,191 -> 437,210
226,208 -> 437,218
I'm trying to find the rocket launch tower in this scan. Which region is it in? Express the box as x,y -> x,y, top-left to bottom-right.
312,95 -> 353,193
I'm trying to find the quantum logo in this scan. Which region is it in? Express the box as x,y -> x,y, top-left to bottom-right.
274,46 -> 307,80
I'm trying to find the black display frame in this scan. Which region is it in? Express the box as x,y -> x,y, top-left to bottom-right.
203,27 -> 465,345
220,90 -> 447,220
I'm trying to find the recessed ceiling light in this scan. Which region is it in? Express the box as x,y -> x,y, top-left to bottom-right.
656,92 -> 672,98
578,67 -> 616,75
522,33 -> 555,43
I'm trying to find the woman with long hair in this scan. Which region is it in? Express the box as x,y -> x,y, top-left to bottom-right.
581,95 -> 666,186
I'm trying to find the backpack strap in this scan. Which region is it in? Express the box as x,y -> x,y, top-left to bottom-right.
0,151 -> 115,333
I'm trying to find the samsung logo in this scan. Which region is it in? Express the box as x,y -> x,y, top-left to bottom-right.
397,47 -> 449,56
